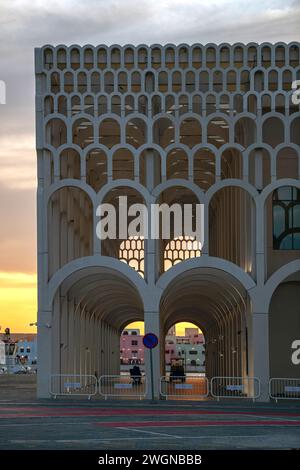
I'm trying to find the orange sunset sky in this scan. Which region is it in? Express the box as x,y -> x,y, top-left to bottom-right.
0,1 -> 299,335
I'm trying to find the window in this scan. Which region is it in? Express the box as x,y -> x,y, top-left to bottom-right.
131,340 -> 138,346
26,347 -> 31,353
19,347 -> 24,353
131,331 -> 137,335
189,350 -> 197,355
273,187 -> 300,249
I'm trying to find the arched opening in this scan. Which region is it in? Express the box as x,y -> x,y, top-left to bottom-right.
164,322 -> 205,376
209,186 -> 255,274
290,117 -> 300,146
112,148 -> 134,180
164,236 -> 201,272
153,117 -> 175,148
265,186 -> 300,277
221,148 -> 243,179
73,118 -> 94,149
58,95 -> 67,115
276,147 -> 299,179
100,187 -> 146,275
263,117 -> 284,148
208,117 -> 229,148
166,148 -> 188,180
99,118 -> 120,149
156,186 -> 202,275
46,118 -> 67,148
180,118 -> 202,147
235,117 -> 256,148
86,149 -> 107,191
51,267 -> 144,386
119,236 -> 145,277
48,187 -> 93,277
60,148 -> 80,179
126,118 -> 146,148
193,148 -> 216,190
44,96 -> 54,116
160,267 -> 251,399
269,271 -> 300,379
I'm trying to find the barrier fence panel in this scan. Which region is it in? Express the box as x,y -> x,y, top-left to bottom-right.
210,376 -> 260,401
99,375 -> 147,399
160,375 -> 209,399
49,374 -> 98,399
269,378 -> 300,401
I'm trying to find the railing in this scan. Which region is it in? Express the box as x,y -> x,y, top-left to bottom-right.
160,375 -> 209,399
99,375 -> 147,399
210,376 -> 260,401
269,378 -> 300,402
49,374 -> 98,399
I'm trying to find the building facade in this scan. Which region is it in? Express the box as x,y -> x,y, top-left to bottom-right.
120,327 -> 205,372
35,43 -> 300,400
120,329 -> 144,366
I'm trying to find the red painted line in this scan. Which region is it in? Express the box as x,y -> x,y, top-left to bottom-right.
0,408 -> 300,419
95,420 -> 300,428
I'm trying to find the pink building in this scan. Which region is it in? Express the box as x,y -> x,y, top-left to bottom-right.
120,329 -> 144,365
184,328 -> 204,345
120,327 -> 205,369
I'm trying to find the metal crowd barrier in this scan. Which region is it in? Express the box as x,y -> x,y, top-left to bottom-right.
49,374 -> 98,399
269,378 -> 300,402
160,375 -> 209,399
99,374 -> 147,399
210,376 -> 261,401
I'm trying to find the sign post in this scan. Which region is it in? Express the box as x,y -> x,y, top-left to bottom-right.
142,333 -> 159,400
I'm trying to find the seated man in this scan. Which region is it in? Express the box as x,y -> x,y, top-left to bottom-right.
130,365 -> 142,385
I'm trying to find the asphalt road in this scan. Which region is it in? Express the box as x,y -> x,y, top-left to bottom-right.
0,400 -> 299,450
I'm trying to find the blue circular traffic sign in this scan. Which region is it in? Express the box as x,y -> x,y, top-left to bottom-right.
143,333 -> 158,349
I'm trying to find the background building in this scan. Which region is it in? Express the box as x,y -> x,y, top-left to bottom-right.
120,326 -> 205,373
36,43 -> 300,400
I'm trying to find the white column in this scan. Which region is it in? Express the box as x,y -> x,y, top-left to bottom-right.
37,310 -> 52,398
144,311 -> 161,399
248,312 -> 270,401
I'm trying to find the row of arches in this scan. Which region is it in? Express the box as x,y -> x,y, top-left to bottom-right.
46,67 -> 299,95
45,115 -> 300,150
40,254 -> 300,398
46,183 -> 300,280
42,43 -> 300,71
54,146 -> 300,192
44,92 -> 300,118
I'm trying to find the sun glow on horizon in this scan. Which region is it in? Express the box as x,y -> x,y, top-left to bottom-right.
126,321 -> 202,337
0,271 -> 37,334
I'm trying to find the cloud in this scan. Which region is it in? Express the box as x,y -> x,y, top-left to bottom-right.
0,183 -> 36,273
0,133 -> 36,190
0,271 -> 36,288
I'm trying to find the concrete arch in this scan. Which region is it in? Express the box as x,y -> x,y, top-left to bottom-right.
152,179 -> 205,203
96,179 -> 150,205
156,255 -> 256,295
47,255 -> 148,311
206,179 -> 258,204
44,179 -> 96,206
264,260 -> 300,311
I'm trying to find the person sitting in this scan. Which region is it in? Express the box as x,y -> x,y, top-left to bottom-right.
130,365 -> 142,385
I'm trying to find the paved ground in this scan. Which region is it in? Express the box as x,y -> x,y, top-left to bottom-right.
0,400 -> 299,450
0,375 -> 300,450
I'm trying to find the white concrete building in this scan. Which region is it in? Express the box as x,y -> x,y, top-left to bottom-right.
35,43 -> 300,400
